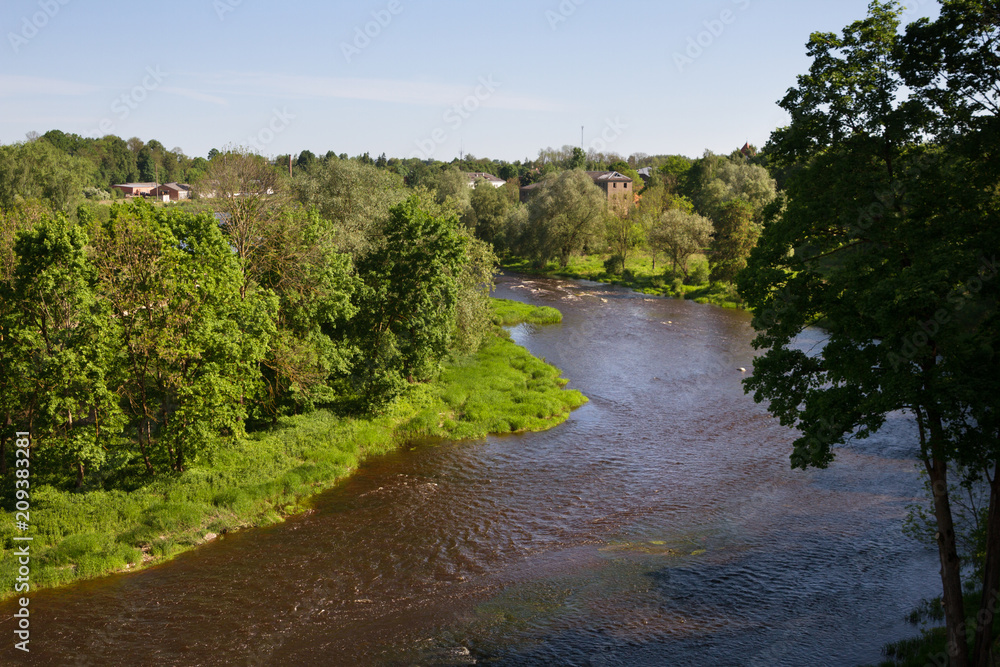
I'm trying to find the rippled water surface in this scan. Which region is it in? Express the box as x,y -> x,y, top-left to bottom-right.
1,274 -> 939,666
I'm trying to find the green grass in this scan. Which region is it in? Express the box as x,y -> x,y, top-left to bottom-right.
0,329 -> 584,600
502,252 -> 745,310
491,298 -> 563,325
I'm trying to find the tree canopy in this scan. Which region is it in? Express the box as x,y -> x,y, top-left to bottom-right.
739,2 -> 1000,663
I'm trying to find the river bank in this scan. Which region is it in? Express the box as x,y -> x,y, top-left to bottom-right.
0,301 -> 585,601
501,253 -> 744,310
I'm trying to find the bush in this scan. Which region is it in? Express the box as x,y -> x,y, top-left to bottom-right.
83,186 -> 111,200
671,278 -> 684,296
603,254 -> 625,275
687,263 -> 710,285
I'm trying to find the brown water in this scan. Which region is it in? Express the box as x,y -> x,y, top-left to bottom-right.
1,274 -> 938,666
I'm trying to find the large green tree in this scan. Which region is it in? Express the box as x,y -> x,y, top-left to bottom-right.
524,169 -> 606,267
467,177 -> 511,247
348,197 -> 467,408
94,201 -> 275,472
739,3 -> 1000,664
293,158 -> 407,256
709,199 -> 760,283
649,208 -> 713,279
6,214 -> 121,486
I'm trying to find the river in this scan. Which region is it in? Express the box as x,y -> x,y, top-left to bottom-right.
2,274 -> 939,666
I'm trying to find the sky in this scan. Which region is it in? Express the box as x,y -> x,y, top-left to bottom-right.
0,0 -> 941,163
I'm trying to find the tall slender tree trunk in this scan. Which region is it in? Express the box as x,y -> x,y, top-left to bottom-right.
972,462 -> 1000,666
927,455 -> 970,667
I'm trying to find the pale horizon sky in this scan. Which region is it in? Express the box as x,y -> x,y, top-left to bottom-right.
0,0 -> 940,163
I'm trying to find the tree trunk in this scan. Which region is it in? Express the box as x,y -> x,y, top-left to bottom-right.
76,461 -> 84,489
972,462 -> 1000,666
927,455 -> 970,666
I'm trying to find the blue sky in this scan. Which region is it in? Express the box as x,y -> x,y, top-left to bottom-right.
0,0 -> 940,162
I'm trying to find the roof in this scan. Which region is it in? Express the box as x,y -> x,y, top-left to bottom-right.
586,171 -> 632,183
113,182 -> 157,188
466,172 -> 505,183
154,182 -> 191,191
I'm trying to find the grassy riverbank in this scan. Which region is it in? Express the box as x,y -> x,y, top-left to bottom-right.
502,253 -> 744,310
0,301 -> 585,600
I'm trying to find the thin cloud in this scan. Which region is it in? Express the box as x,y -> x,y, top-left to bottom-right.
159,86 -> 229,106
0,75 -> 101,97
194,71 -> 564,112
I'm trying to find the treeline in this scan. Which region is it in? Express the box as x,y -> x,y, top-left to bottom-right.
0,127 -> 715,209
0,150 -> 497,488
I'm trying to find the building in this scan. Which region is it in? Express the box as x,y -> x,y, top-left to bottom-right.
637,167 -> 654,186
466,172 -> 506,188
585,171 -> 634,203
151,182 -> 192,201
111,182 -> 157,197
519,170 -> 635,204
518,182 -> 541,203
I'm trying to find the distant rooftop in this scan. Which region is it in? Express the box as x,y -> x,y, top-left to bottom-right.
586,171 -> 632,182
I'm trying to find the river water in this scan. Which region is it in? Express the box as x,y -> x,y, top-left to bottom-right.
2,274 -> 939,666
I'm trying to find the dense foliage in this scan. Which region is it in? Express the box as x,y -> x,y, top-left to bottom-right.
740,2 -> 999,664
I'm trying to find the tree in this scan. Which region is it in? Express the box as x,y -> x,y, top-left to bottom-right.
524,169 -> 606,267
428,167 -> 472,212
94,201 -> 275,472
90,135 -> 138,187
293,158 -> 407,256
709,199 -> 759,283
604,198 -> 644,272
0,140 -> 96,211
348,197 -> 466,408
683,151 -> 776,223
467,178 -> 511,246
649,208 -> 713,278
251,206 -> 359,421
739,3 -> 1000,664
6,214 -> 121,486
196,147 -> 287,298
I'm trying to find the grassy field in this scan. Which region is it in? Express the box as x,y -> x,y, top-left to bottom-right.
502,252 -> 744,310
0,301 -> 584,599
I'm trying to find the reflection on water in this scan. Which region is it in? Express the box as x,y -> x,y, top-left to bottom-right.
1,274 -> 938,666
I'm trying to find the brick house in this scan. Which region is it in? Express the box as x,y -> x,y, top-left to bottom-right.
586,171 -> 634,204
111,182 -> 157,197
151,183 -> 192,201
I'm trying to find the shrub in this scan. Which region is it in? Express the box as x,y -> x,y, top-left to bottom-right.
688,263 -> 710,285
603,254 -> 624,275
